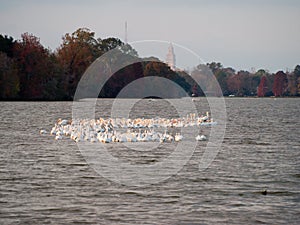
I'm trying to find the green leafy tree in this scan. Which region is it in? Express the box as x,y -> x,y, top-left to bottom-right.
287,71 -> 298,96
98,37 -> 137,55
0,34 -> 15,57
143,61 -> 191,97
214,68 -> 235,95
207,62 -> 223,74
191,64 -> 212,95
0,52 -> 19,98
293,65 -> 300,96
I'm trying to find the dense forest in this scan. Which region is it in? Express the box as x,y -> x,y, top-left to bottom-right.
0,28 -> 299,100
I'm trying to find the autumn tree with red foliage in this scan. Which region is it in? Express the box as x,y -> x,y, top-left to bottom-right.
56,28 -> 100,97
56,28 -> 138,98
257,76 -> 268,97
272,71 -> 288,97
227,71 -> 244,96
13,33 -> 57,99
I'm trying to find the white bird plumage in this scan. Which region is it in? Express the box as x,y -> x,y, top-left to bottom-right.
42,112 -> 215,144
195,134 -> 207,141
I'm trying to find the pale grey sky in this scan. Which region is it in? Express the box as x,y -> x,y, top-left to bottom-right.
0,0 -> 299,72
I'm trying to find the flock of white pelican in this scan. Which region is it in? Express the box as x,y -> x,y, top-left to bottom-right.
40,112 -> 216,143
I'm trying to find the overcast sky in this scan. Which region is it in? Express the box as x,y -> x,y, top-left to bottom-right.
0,0 -> 299,72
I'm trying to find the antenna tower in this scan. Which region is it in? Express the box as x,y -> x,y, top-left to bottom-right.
125,21 -> 128,44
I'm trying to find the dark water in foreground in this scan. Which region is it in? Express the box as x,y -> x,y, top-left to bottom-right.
0,98 -> 299,224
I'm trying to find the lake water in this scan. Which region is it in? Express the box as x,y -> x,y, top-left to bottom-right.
0,98 -> 299,224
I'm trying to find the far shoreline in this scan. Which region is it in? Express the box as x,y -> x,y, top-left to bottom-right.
1,96 -> 299,102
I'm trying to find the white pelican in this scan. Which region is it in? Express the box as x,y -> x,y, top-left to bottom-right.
195,134 -> 207,141
55,135 -> 62,140
40,129 -> 47,134
175,133 -> 183,142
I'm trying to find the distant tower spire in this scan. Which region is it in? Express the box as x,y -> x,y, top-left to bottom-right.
125,21 -> 128,44
166,43 -> 176,70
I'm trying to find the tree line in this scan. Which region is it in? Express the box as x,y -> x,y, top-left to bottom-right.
0,28 -> 299,100
202,62 -> 300,97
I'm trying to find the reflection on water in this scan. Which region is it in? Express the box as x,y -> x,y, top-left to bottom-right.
0,98 -> 299,224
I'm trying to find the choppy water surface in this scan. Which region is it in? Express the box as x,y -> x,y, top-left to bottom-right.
0,98 -> 299,224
